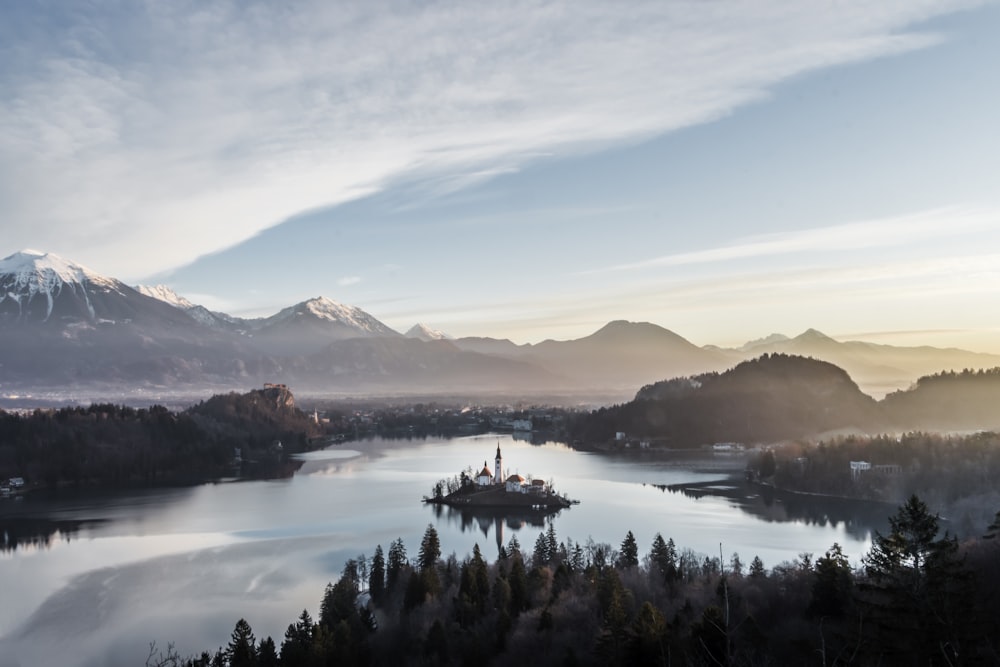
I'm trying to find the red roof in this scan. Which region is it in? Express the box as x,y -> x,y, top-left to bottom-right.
479,466 -> 492,478
506,474 -> 526,483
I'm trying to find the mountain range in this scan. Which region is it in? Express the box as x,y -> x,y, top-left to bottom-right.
2,249 -> 999,402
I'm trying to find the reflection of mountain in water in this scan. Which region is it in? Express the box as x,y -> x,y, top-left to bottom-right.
1,517 -> 106,553
658,479 -> 893,541
428,503 -> 563,556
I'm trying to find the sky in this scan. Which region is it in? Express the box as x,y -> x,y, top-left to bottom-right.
2,0 -> 1000,351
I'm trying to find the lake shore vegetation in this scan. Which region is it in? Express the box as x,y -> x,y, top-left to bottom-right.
159,497 -> 1000,666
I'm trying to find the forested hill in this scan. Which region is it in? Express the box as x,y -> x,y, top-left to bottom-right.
187,384 -> 318,442
882,368 -> 1000,431
0,386 -> 321,487
568,354 -> 885,446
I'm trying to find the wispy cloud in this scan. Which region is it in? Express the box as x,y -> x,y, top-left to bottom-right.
337,276 -> 362,287
586,206 -> 1000,274
0,0 -> 982,278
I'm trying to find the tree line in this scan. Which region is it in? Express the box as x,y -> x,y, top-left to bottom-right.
152,495 -> 1000,666
752,430 -> 1000,537
0,387 -> 321,487
566,355 -> 1000,446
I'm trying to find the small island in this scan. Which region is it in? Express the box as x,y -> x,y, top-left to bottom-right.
424,443 -> 577,510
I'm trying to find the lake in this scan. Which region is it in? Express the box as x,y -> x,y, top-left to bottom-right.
0,434 -> 888,666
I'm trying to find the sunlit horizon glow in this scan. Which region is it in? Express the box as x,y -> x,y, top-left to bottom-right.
2,1 -> 999,354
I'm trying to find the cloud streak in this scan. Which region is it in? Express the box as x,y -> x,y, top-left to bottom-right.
0,0 -> 982,278
586,206 -> 1000,274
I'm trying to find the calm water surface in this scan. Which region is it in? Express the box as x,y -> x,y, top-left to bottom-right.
0,434 -> 885,666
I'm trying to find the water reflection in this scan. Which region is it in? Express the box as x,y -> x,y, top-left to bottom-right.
428,502 -> 564,555
0,435 -> 884,667
1,517 -> 106,553
661,479 -> 893,540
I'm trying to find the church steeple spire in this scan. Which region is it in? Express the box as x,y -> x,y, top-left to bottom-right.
494,442 -> 503,485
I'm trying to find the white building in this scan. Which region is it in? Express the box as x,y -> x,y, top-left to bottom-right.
850,461 -> 871,481
506,473 -> 527,493
476,462 -> 493,487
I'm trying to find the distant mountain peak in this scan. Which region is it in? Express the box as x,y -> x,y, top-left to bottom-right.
795,328 -> 837,342
0,249 -> 113,289
740,333 -> 791,351
259,295 -> 400,343
588,320 -> 689,344
297,296 -> 382,328
406,323 -> 451,341
0,249 -> 198,327
135,284 -> 196,309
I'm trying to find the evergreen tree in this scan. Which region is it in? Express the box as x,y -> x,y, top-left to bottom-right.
749,555 -> 766,579
279,609 -> 314,666
860,495 -> 975,664
470,543 -> 490,610
225,618 -> 257,667
417,524 -> 442,596
418,524 -> 441,571
664,538 -> 679,582
546,522 -> 558,563
508,555 -> 528,614
533,531 -> 551,566
618,530 -> 639,569
319,576 -> 359,631
808,542 -> 853,618
648,533 -> 669,581
386,537 -> 408,593
570,541 -> 586,572
369,544 -> 385,605
256,637 -> 278,667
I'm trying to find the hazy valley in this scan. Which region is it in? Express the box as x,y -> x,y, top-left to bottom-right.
3,250 -> 1000,407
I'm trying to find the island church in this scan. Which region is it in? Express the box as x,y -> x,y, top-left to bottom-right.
474,444 -> 544,494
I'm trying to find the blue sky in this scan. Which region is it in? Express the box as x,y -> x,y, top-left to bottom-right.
2,1 -> 999,350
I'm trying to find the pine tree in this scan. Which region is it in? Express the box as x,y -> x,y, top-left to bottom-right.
369,544 -> 385,605
533,532 -> 551,566
418,524 -> 441,571
860,495 -> 975,664
280,609 -> 314,665
226,618 -> 257,667
257,636 -> 278,667
618,530 -> 639,569
808,542 -> 853,618
319,576 -> 359,631
649,533 -> 669,580
387,537 -> 408,593
546,522 -> 558,563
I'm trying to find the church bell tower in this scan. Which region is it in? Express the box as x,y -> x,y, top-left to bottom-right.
494,443 -> 503,485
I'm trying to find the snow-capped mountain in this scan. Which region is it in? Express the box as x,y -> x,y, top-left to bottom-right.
135,283 -> 244,330
0,250 -> 194,326
6,249 -> 1000,400
271,296 -> 397,334
249,296 -> 401,354
135,284 -> 196,310
405,323 -> 451,341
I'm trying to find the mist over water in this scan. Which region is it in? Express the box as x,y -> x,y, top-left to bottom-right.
0,434 -> 880,666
